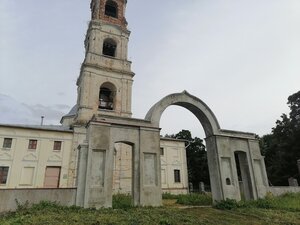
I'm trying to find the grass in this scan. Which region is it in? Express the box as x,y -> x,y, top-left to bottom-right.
112,193 -> 133,209
162,193 -> 212,206
215,192 -> 300,211
0,193 -> 299,225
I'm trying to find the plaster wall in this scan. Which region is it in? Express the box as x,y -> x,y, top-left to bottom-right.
0,188 -> 76,212
268,186 -> 300,196
0,126 -> 73,189
160,139 -> 189,194
215,134 -> 268,201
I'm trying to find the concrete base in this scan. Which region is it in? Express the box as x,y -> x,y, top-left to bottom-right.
0,188 -> 76,212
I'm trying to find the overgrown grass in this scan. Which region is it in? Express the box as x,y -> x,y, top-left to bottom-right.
215,192 -> 300,212
162,192 -> 179,200
162,193 -> 212,206
0,193 -> 299,225
112,193 -> 133,209
177,193 -> 212,206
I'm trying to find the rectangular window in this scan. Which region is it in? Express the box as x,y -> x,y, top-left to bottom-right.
28,139 -> 37,149
174,169 -> 181,183
53,141 -> 62,151
3,138 -> 12,148
0,166 -> 9,184
160,147 -> 164,156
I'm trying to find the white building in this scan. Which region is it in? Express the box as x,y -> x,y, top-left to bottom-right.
0,124 -> 73,188
0,124 -> 188,194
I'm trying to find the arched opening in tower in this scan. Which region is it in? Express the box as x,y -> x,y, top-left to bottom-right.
99,82 -> 116,110
105,0 -> 118,18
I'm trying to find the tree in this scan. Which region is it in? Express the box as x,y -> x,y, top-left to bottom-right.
260,91 -> 300,185
165,130 -> 210,189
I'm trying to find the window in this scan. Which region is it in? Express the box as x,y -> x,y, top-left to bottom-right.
174,169 -> 181,183
28,139 -> 37,150
226,178 -> 231,185
53,141 -> 62,151
0,167 -> 9,184
105,0 -> 118,18
102,38 -> 117,57
2,138 -> 12,148
160,147 -> 164,156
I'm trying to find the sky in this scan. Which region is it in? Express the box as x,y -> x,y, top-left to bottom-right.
0,0 -> 300,138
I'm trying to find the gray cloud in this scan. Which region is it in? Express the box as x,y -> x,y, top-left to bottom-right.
1,1 -> 299,138
0,94 -> 69,125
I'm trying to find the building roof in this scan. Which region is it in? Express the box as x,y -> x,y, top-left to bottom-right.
62,105 -> 78,118
0,124 -> 73,133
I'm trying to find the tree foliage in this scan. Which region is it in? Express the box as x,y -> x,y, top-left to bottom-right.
165,130 -> 210,189
260,91 -> 300,186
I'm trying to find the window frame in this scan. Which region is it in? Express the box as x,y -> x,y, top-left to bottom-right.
2,138 -> 12,149
53,141 -> 62,151
160,147 -> 164,156
0,166 -> 9,185
174,169 -> 181,183
28,139 -> 38,150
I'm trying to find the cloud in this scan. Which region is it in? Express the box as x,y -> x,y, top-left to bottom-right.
0,94 -> 70,125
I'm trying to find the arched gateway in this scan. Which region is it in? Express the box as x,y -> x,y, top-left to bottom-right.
146,91 -> 269,202
76,91 -> 269,208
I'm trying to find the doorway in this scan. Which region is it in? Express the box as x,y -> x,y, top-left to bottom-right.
44,166 -> 61,188
234,151 -> 253,200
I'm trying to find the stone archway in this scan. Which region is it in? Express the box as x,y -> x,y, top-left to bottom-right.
145,91 -> 220,137
76,91 -> 268,208
145,91 -> 269,202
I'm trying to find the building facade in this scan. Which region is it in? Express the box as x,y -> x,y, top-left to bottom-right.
0,125 -> 73,189
0,124 -> 188,194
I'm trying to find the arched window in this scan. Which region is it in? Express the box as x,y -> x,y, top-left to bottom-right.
102,38 -> 117,57
99,82 -> 116,110
105,0 -> 118,18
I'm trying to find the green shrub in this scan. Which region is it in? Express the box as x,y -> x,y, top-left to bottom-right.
214,199 -> 239,210
162,193 -> 178,200
215,192 -> 300,212
112,193 -> 133,209
159,218 -> 171,225
176,193 -> 212,206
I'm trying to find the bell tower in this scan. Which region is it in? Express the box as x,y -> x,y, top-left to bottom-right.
75,0 -> 134,124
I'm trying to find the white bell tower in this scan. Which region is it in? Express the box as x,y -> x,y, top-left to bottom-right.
75,0 -> 134,124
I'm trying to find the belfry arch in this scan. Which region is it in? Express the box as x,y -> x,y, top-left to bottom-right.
145,91 -> 269,202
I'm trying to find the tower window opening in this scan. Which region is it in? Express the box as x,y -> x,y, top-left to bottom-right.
103,39 -> 117,57
105,1 -> 118,18
99,86 -> 115,110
